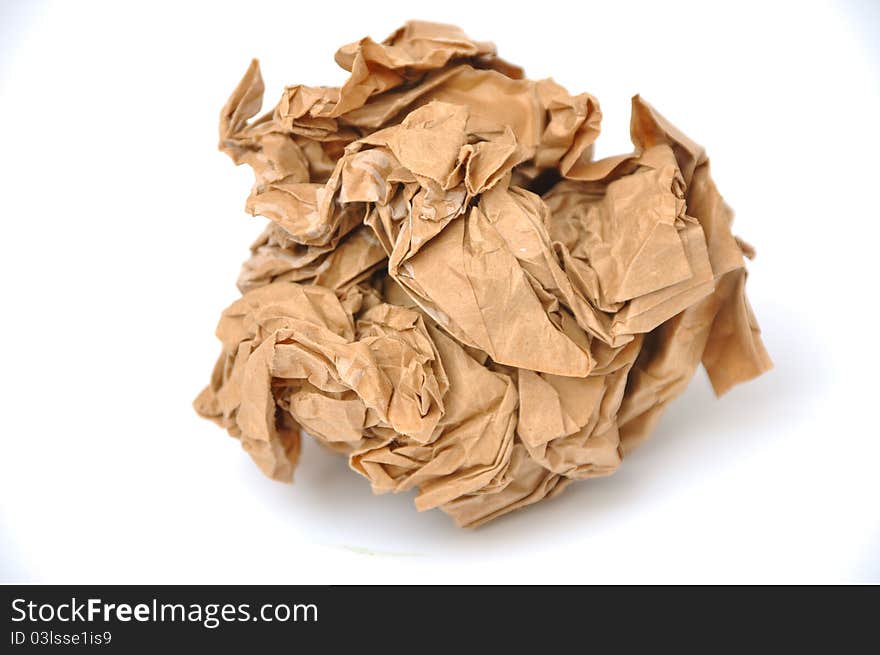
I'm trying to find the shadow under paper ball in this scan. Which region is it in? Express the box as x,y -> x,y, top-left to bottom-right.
240,299 -> 821,558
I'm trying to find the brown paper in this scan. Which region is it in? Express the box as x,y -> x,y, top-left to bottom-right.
195,21 -> 771,527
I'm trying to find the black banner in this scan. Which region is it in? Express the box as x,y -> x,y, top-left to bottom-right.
2,585 -> 877,650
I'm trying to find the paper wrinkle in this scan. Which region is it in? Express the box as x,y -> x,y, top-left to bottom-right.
196,21 -> 772,527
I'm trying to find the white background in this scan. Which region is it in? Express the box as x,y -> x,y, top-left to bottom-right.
1,0 -> 878,583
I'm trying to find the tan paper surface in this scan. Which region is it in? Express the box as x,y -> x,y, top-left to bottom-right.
195,21 -> 772,527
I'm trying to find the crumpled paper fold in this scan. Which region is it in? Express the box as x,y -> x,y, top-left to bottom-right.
195,21 -> 771,527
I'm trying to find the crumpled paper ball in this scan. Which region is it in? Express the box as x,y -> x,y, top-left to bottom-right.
195,21 -> 772,527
